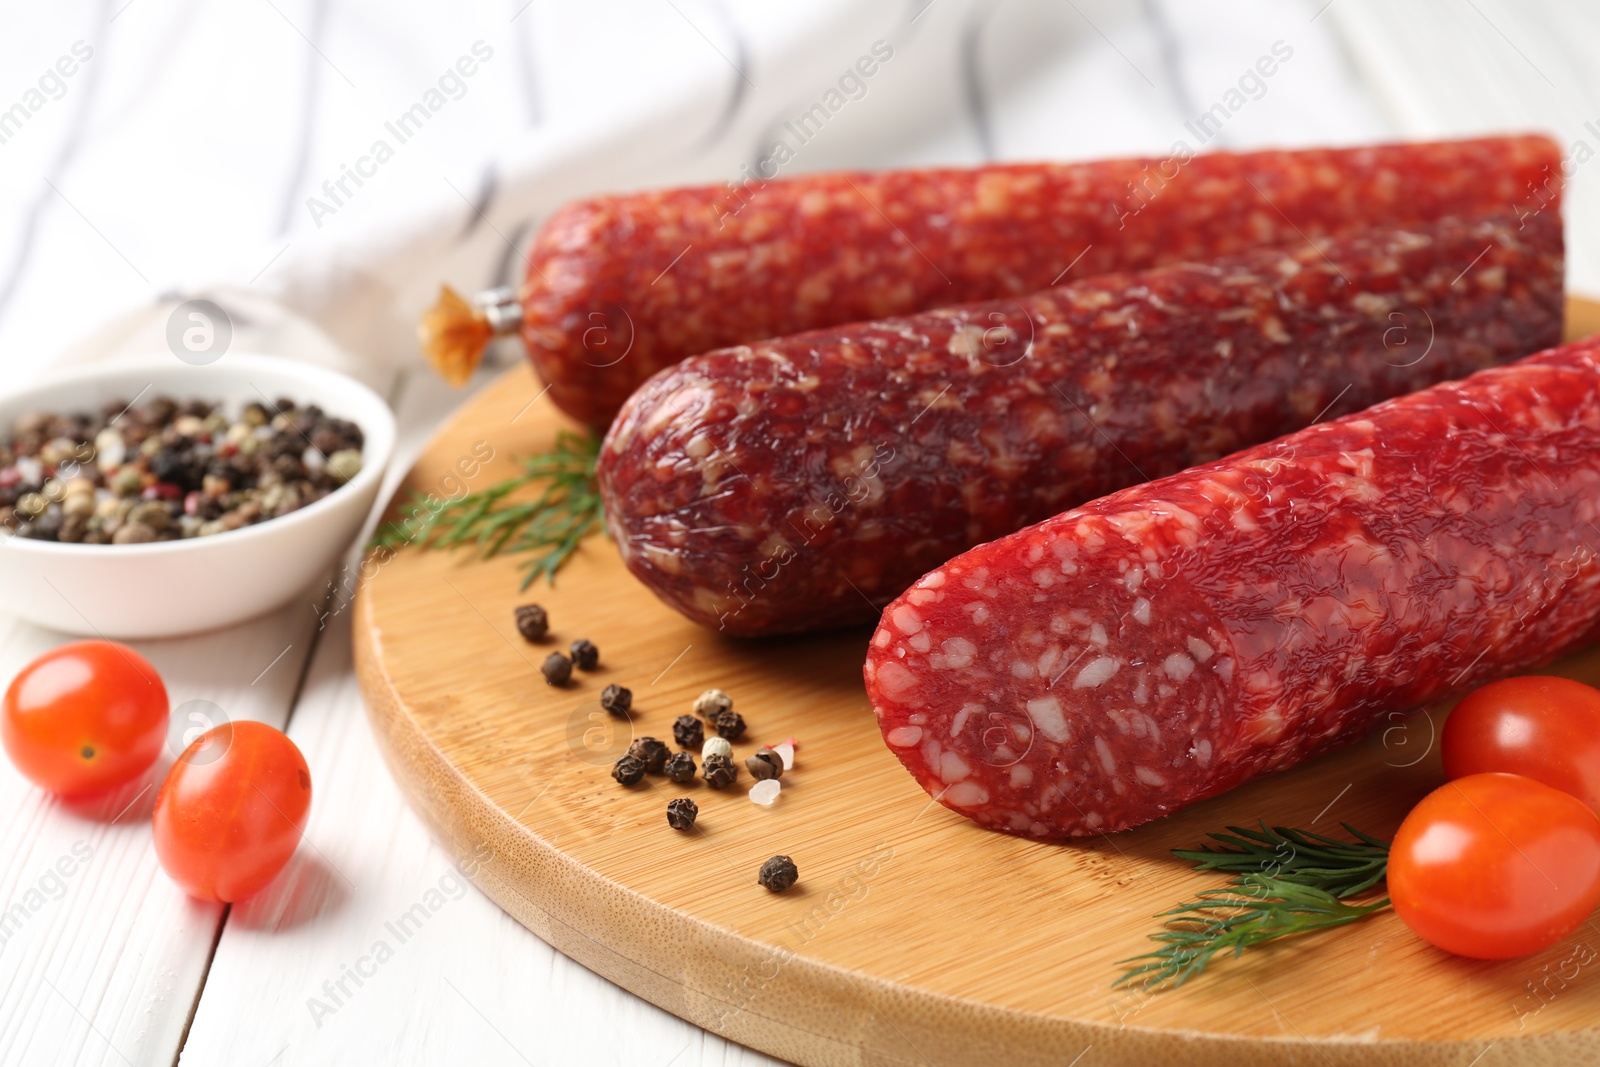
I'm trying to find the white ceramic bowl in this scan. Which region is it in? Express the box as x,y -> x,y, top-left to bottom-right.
0,354 -> 395,638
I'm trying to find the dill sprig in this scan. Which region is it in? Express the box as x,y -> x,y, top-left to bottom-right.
1116,822 -> 1391,990
1173,822 -> 1390,897
369,430 -> 604,588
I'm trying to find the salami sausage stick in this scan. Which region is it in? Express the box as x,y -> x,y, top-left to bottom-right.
599,212 -> 1563,636
865,335 -> 1600,839
423,135 -> 1561,426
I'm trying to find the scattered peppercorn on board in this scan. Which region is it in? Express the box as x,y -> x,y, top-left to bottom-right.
353,297 -> 1600,1067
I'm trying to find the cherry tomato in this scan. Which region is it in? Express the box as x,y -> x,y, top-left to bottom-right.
1389,773 -> 1600,959
2,640 -> 169,795
1442,675 -> 1600,813
153,721 -> 311,902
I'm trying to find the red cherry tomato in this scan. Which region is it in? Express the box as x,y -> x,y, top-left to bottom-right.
2,640 -> 169,795
1442,675 -> 1600,813
1389,773 -> 1600,959
153,721 -> 312,902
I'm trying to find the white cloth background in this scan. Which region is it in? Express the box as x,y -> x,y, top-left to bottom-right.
2,0 -> 1408,389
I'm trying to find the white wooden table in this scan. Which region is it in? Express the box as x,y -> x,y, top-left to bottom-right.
5,2 -> 1600,1064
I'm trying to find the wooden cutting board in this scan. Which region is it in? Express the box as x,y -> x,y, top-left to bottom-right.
354,297 -> 1600,1067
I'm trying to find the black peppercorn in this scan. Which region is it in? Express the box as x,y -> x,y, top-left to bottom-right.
147,396 -> 179,424
664,751 -> 696,784
758,855 -> 798,892
150,448 -> 205,491
712,708 -> 746,741
570,638 -> 599,671
541,652 -> 572,686
600,684 -> 633,717
702,752 -> 738,789
745,749 -> 783,781
627,737 -> 670,775
514,603 -> 549,641
672,714 -> 704,749
611,754 -> 645,786
666,797 -> 698,831
272,453 -> 308,481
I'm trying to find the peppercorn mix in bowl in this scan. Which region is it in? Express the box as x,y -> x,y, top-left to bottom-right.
0,354 -> 395,637
5,395 -> 366,545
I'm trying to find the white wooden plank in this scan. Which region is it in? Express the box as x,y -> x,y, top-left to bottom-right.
0,602 -> 320,1067
179,370 -> 782,1066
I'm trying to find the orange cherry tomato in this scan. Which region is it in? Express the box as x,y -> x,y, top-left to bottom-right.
2,640 -> 168,795
1442,675 -> 1600,813
153,721 -> 311,903
1389,773 -> 1600,959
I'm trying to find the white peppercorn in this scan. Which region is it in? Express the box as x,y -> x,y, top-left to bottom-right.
693,688 -> 733,720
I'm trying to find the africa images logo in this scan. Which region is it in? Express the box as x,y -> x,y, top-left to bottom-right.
165,299 -> 232,366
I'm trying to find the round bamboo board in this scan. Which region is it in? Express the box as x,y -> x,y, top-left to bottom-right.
353,297 -> 1600,1066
